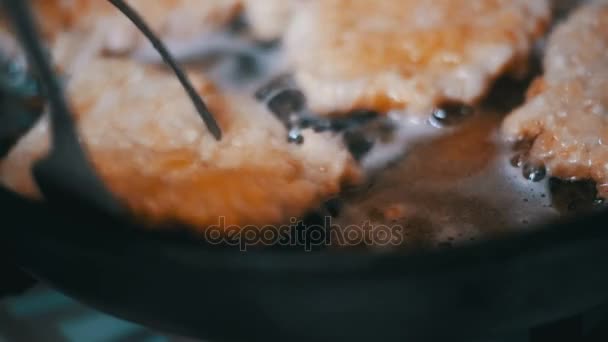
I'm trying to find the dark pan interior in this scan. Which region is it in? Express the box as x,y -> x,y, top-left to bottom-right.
3,186 -> 608,342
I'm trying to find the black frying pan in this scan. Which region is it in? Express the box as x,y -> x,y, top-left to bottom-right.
4,181 -> 608,342
3,1 -> 608,341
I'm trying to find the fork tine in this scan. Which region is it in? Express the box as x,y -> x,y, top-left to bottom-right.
107,0 -> 223,140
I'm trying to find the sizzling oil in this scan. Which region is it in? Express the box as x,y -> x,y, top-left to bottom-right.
327,66 -> 604,250
332,109 -> 559,251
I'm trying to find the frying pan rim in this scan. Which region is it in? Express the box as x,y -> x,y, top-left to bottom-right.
4,184 -> 608,276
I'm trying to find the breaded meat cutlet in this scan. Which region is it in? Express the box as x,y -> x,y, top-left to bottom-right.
244,0 -> 296,41
284,0 -> 551,116
1,0 -> 242,54
0,59 -> 360,229
503,2 -> 608,197
0,0 -> 97,41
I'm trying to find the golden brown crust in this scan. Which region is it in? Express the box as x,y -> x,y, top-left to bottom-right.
0,59 -> 360,229
93,151 -> 353,227
243,0 -> 294,41
0,0 -> 107,40
285,0 -> 551,115
502,3 -> 608,198
1,0 -> 242,55
525,77 -> 547,99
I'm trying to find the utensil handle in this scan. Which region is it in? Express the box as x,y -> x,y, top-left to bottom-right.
2,0 -> 124,215
0,54 -> 43,158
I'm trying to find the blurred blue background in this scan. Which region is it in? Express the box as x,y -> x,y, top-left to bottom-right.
0,286 -> 196,342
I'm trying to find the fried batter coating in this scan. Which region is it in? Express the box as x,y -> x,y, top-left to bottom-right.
243,0 -> 295,41
0,59 -> 360,228
503,3 -> 608,197
284,0 -> 550,116
2,0 -> 242,54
